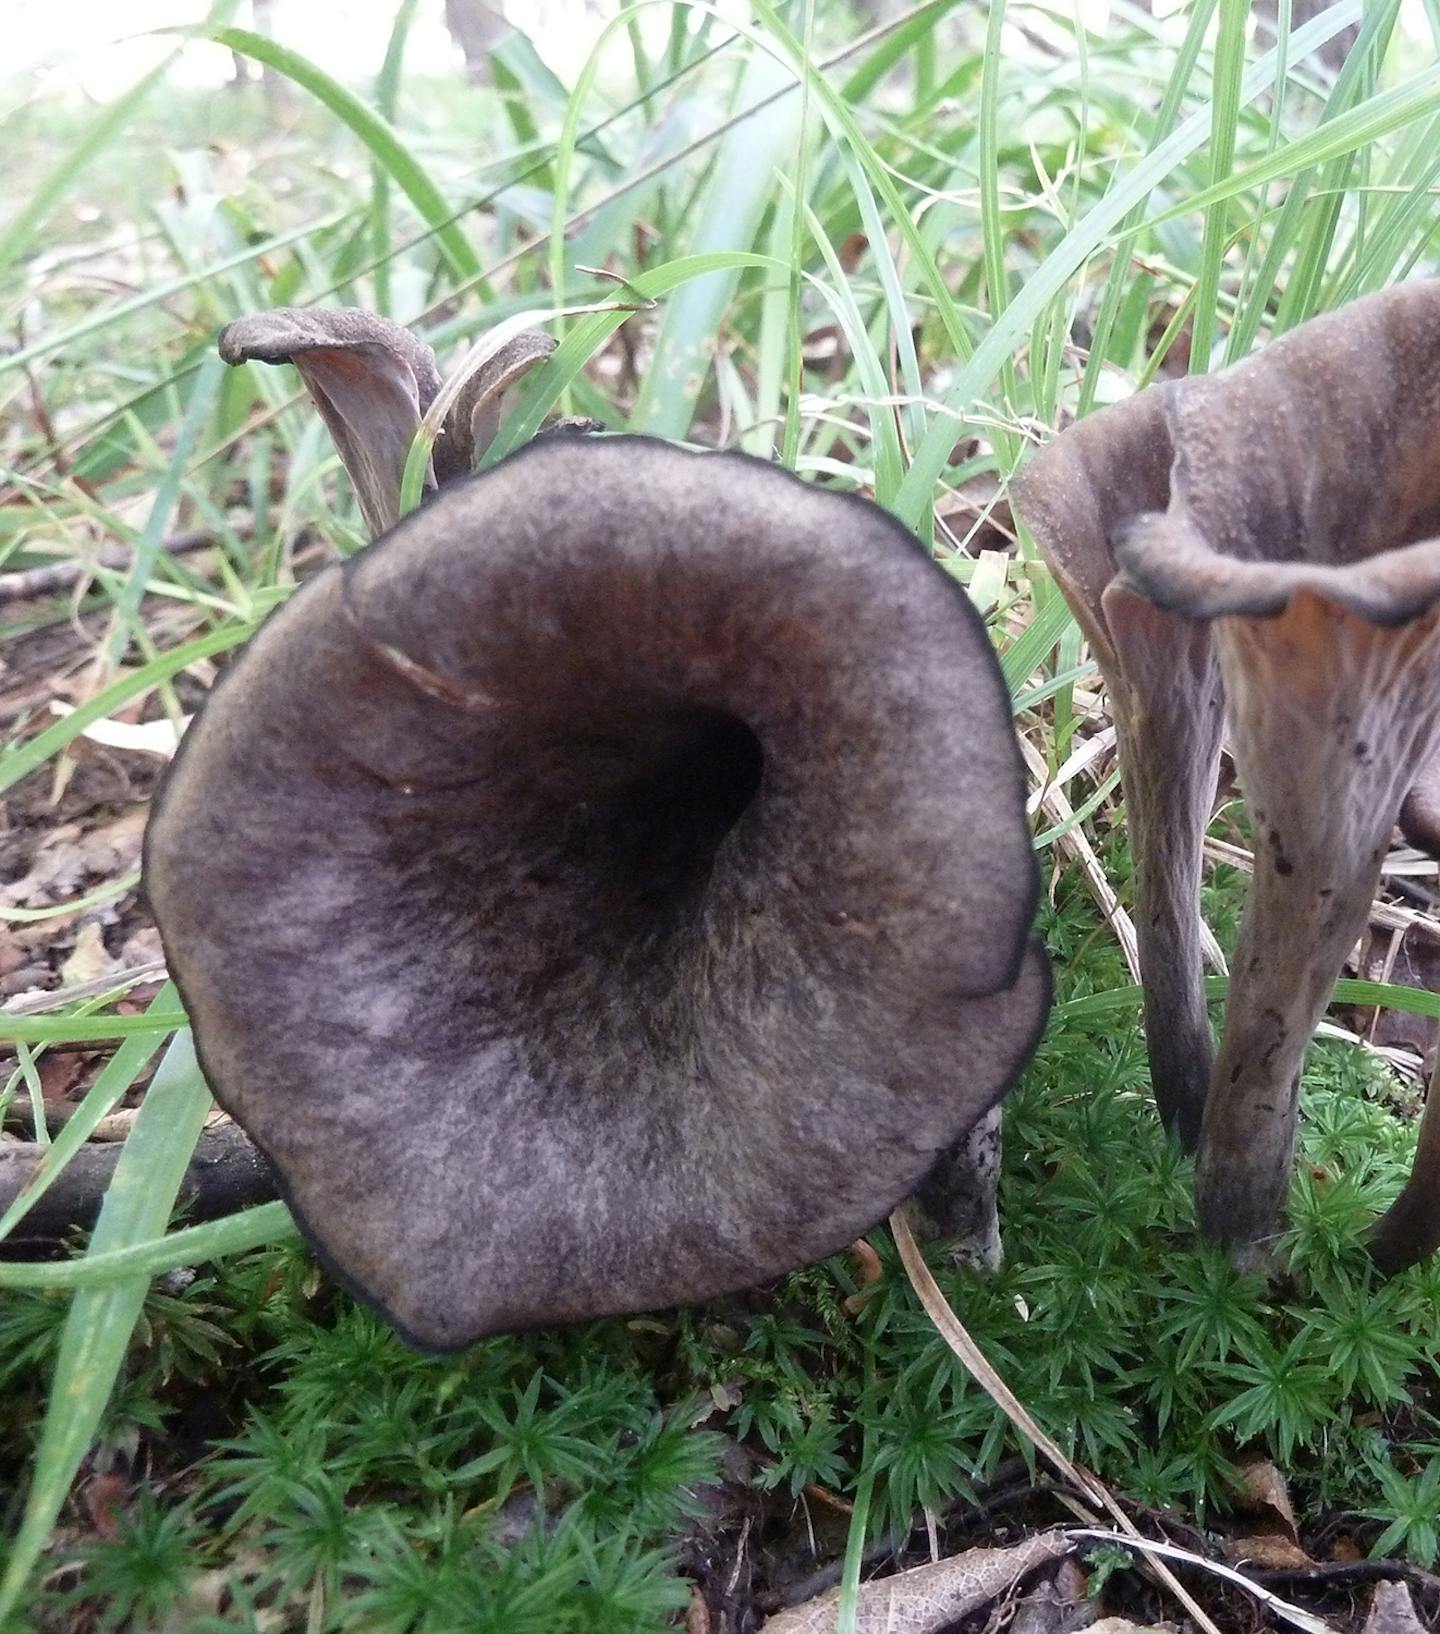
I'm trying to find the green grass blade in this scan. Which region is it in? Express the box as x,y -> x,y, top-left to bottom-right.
835,1466 -> 876,1634
0,1031 -> 213,1621
1000,581 -> 1076,694
1188,0 -> 1250,373
839,0 -> 960,104
796,202 -> 905,500
890,0 -> 1364,531
0,211 -> 351,379
0,1202 -> 299,1293
0,1012 -> 190,1047
0,617 -> 265,798
1060,975 -> 1440,1024
371,0 -> 424,315
483,251 -> 782,465
106,353 -> 226,664
0,64 -> 170,290
977,0 -> 1020,454
1078,0 -> 1217,412
0,988 -> 177,1243
193,24 -> 483,285
630,50 -> 799,437
1144,62 -> 1440,228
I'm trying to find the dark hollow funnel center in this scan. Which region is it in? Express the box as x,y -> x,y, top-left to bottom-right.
598,707 -> 765,916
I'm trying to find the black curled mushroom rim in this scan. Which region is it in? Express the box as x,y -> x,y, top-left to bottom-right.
142,308 -> 1051,1351
1016,280 -> 1440,1274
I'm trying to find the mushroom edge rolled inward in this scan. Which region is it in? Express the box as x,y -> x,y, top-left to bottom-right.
145,433 -> 1051,1350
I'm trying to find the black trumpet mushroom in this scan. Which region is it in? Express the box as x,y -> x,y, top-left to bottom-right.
146,321 -> 1049,1349
1017,280 -> 1440,1272
217,306 -> 555,538
1013,391 -> 1223,1153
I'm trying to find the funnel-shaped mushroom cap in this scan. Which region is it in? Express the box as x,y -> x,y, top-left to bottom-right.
145,436 -> 1049,1349
1012,390 -> 1224,1148
219,307 -> 554,539
1112,280 -> 1440,1257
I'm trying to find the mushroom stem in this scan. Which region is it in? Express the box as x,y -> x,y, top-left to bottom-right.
911,1104 -> 1004,1271
1368,1055 -> 1440,1274
1103,585 -> 1224,1148
1013,389 -> 1223,1149
1194,594 -> 1440,1250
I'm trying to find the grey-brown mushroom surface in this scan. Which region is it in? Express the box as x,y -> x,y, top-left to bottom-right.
145,430 -> 1050,1350
1019,281 -> 1438,1267
1114,281 -> 1440,1262
1012,390 -> 1224,1149
218,306 -> 554,537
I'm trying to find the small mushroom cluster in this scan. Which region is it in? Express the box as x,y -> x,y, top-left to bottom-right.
1015,280 -> 1440,1271
144,307 -> 1050,1349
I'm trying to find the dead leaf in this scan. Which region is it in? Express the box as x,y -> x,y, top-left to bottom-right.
1220,1535 -> 1314,1570
761,1530 -> 1071,1634
59,922 -> 119,987
1010,1556 -> 1095,1634
1236,1458 -> 1299,1540
935,472 -> 1016,556
1,808 -> 146,912
1361,1581 -> 1428,1634
72,807 -> 147,877
82,1473 -> 129,1541
1088,1622 -> 1177,1633
1228,1455 -> 1313,1571
37,1051 -> 85,1106
706,1382 -> 744,1416
120,925 -> 164,967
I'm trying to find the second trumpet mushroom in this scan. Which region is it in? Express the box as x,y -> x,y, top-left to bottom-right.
219,306 -> 555,538
1018,280 -> 1440,1270
1113,279 -> 1440,1266
1012,390 -> 1224,1150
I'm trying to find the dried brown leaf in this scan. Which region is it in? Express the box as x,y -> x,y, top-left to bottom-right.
1361,1581 -> 1428,1634
1010,1557 -> 1095,1634
1236,1458 -> 1300,1541
1220,1535 -> 1315,1571
1087,1621 -> 1177,1633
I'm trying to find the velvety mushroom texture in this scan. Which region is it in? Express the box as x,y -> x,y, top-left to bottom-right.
1111,280 -> 1440,1268
218,306 -> 554,537
145,434 -> 1050,1350
1012,389 -> 1224,1150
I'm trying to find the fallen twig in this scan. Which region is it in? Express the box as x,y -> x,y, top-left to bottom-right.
0,1120 -> 276,1241
1247,1558 -> 1440,1598
0,526 -> 245,606
1066,1528 -> 1341,1634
